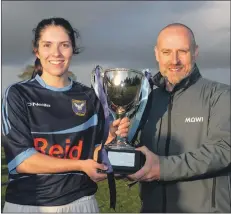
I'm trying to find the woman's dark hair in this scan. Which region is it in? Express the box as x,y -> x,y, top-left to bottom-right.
31,17 -> 81,78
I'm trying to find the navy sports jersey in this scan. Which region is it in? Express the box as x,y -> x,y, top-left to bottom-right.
2,74 -> 104,206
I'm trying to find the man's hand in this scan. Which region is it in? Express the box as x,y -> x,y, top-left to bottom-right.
106,117 -> 130,144
80,159 -> 108,182
127,146 -> 160,182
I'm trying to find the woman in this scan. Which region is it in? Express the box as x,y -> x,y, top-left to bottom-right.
2,17 -> 129,213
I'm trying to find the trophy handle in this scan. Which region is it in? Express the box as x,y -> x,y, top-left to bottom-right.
126,69 -> 152,143
91,65 -> 104,87
91,65 -> 112,147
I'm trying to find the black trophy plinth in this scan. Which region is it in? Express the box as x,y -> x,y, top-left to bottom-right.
104,145 -> 145,175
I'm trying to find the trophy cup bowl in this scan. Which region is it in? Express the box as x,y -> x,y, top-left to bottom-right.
103,68 -> 145,174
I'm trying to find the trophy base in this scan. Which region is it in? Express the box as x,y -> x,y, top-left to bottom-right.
104,144 -> 145,175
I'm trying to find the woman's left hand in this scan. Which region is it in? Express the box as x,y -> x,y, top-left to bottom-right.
94,117 -> 130,161
107,117 -> 130,142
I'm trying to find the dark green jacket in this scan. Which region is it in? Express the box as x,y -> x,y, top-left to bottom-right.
137,65 -> 230,213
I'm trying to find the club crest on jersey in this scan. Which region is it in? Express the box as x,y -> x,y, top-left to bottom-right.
72,100 -> 86,116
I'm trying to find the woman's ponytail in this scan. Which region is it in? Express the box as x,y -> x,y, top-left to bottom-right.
31,58 -> 42,79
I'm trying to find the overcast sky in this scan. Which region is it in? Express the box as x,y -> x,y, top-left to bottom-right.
1,1 -> 230,94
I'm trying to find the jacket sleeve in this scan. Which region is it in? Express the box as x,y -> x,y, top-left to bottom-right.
159,88 -> 231,181
2,85 -> 38,174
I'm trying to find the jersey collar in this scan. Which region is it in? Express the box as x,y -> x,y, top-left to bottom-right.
35,74 -> 73,92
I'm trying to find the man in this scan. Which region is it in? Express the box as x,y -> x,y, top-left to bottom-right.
128,23 -> 231,213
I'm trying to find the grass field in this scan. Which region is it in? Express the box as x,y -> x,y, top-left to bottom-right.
1,147 -> 141,212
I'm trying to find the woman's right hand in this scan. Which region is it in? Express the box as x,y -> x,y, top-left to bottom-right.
80,159 -> 108,182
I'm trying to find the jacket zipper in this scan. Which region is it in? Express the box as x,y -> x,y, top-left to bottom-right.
156,117 -> 163,153
162,94 -> 174,213
165,94 -> 173,155
211,178 -> 216,208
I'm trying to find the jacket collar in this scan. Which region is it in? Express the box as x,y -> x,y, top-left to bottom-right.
152,64 -> 202,94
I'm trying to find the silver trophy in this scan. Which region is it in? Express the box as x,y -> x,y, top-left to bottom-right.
91,66 -> 151,174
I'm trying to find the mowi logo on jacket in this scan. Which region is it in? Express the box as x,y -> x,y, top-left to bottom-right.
34,138 -> 83,159
185,117 -> 204,123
